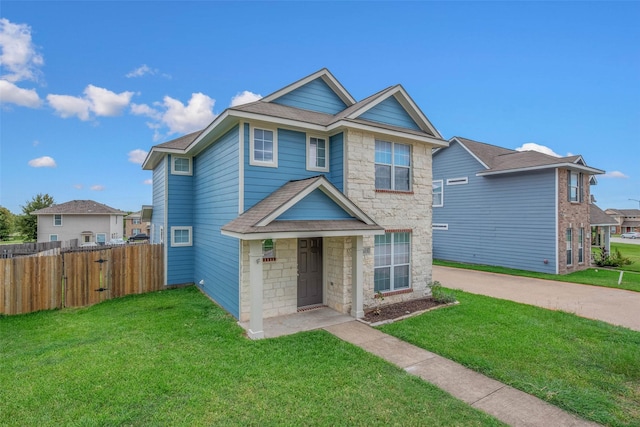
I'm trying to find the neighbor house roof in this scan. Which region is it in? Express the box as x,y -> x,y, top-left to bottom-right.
590,205 -> 618,226
32,200 -> 127,215
445,137 -> 605,176
221,175 -> 383,239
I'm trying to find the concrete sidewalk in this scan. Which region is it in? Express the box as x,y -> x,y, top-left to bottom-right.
433,265 -> 640,331
325,321 -> 598,427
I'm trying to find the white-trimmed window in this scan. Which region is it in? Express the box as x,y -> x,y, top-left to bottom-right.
568,171 -> 582,202
96,233 -> 106,245
578,228 -> 584,264
375,140 -> 411,191
432,180 -> 443,207
171,156 -> 192,175
307,136 -> 328,172
133,228 -> 141,235
374,232 -> 411,292
433,223 -> 449,230
171,226 -> 192,247
133,218 -> 141,225
49,234 -> 58,242
159,226 -> 164,244
566,228 -> 573,266
53,214 -> 62,226
447,177 -> 468,185
250,127 -> 278,167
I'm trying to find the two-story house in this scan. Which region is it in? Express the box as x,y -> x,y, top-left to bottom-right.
33,200 -> 127,245
604,209 -> 640,235
432,137 -> 604,274
124,211 -> 150,238
142,69 -> 448,338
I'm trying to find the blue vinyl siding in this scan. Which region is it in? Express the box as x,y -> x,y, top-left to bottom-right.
277,190 -> 354,220
272,78 -> 347,114
193,125 -> 241,317
151,157 -> 166,244
244,124 -> 342,211
359,96 -> 420,130
329,133 -> 344,192
166,156 -> 194,284
432,142 -> 557,274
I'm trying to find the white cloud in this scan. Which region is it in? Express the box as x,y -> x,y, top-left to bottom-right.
28,156 -> 56,168
128,149 -> 148,164
515,143 -> 561,157
603,171 -> 629,179
143,179 -> 153,185
0,79 -> 41,107
47,93 -> 91,120
230,90 -> 262,107
126,64 -> 155,78
0,18 -> 43,83
90,185 -> 105,191
161,93 -> 216,134
47,85 -> 133,120
73,184 -> 83,189
130,102 -> 162,120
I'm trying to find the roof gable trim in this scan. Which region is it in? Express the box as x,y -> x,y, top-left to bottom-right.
261,69 -> 356,106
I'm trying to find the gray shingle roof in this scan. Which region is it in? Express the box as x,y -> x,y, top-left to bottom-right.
590,205 -> 617,226
155,130 -> 203,150
222,176 -> 382,236
32,200 -> 127,215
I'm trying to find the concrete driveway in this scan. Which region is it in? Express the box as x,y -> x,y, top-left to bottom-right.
433,265 -> 640,331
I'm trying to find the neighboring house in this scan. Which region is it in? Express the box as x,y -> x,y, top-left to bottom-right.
432,137 -> 604,274
604,209 -> 640,234
32,200 -> 127,245
142,68 -> 448,338
124,211 -> 150,237
590,204 -> 617,253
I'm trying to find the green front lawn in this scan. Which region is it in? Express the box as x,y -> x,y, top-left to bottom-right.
0,287 -> 503,427
379,290 -> 640,427
434,259 -> 640,293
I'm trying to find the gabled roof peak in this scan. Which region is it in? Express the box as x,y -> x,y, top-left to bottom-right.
261,68 -> 356,106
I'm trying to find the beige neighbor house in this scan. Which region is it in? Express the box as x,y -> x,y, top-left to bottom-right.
124,211 -> 150,238
33,200 -> 127,245
605,209 -> 640,235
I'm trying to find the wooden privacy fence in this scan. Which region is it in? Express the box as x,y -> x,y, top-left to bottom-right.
1,244 -> 164,315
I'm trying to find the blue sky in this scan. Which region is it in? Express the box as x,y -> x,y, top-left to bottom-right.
1,1 -> 639,214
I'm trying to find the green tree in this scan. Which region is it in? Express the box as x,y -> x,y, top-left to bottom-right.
0,206 -> 14,241
16,194 -> 55,242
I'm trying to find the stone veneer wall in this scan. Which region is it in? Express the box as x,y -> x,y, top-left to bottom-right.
239,238 -> 298,321
557,169 -> 591,274
344,129 -> 434,310
324,237 -> 352,314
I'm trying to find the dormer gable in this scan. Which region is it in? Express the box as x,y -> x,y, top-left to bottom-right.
262,68 -> 355,115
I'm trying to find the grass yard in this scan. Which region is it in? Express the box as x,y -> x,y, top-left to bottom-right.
611,242 -> 640,273
379,290 -> 640,427
434,259 -> 640,293
0,287 -> 504,427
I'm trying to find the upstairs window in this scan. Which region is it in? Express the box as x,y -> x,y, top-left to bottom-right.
432,180 -> 443,207
375,140 -> 411,191
307,136 -> 328,172
171,156 -> 192,175
568,171 -> 582,202
53,214 -> 62,226
251,127 -> 278,167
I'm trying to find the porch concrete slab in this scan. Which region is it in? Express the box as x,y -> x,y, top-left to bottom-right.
405,356 -> 505,404
323,320 -> 389,345
239,307 -> 353,339
358,335 -> 437,368
473,385 -> 600,427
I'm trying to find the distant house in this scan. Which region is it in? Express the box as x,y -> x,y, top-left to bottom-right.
604,209 -> 640,235
432,137 -> 604,274
124,211 -> 150,238
33,200 -> 127,245
142,68 -> 448,338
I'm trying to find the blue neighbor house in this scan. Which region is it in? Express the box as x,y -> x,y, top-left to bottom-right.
143,69 -> 448,338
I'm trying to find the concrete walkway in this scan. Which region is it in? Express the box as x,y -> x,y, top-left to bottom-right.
325,321 -> 599,427
433,265 -> 640,331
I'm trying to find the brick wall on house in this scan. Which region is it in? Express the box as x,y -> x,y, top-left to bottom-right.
557,169 -> 591,274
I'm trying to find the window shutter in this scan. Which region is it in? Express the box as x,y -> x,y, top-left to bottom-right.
567,170 -> 571,202
579,173 -> 583,203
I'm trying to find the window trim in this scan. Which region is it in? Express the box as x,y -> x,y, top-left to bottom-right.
171,226 -> 193,247
171,156 -> 193,176
566,228 -> 573,266
568,171 -> 582,203
432,179 -> 444,207
250,126 -> 278,168
374,139 -> 411,192
49,234 -> 58,242
53,214 -> 63,227
96,233 -> 107,245
374,231 -> 412,293
578,227 -> 584,264
306,135 -> 329,172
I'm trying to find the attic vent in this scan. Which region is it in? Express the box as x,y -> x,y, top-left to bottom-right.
446,177 -> 468,185
433,223 -> 449,230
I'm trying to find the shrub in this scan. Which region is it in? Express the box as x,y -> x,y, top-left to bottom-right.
429,281 -> 456,304
593,247 -> 632,267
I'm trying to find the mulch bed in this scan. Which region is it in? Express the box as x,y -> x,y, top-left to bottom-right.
362,297 -> 447,324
